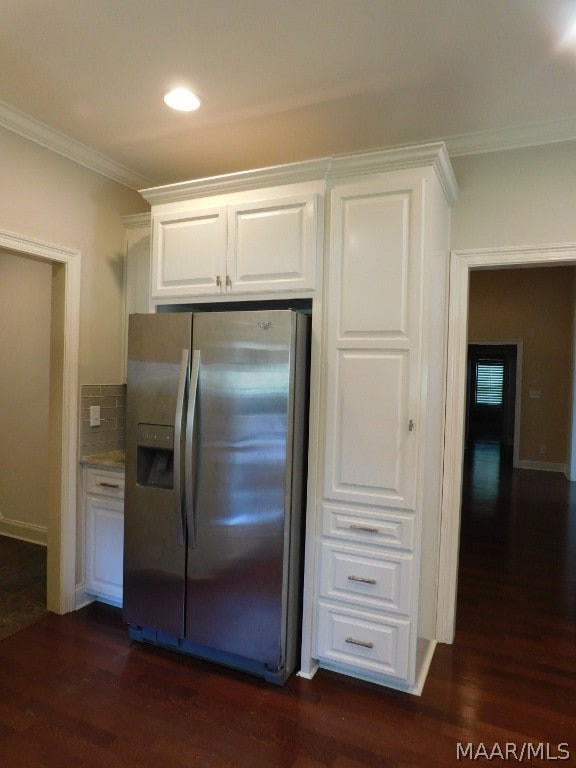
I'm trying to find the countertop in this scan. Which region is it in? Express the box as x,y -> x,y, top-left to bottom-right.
80,450 -> 125,470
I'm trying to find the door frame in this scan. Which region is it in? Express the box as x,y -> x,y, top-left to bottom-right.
466,341 -> 522,465
436,242 -> 576,643
0,227 -> 80,614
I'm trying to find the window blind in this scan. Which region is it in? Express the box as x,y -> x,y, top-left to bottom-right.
475,361 -> 504,406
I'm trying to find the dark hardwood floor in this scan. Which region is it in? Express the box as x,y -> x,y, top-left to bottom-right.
0,444 -> 574,766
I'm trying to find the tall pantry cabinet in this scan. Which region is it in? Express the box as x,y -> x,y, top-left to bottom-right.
311,148 -> 457,692
130,144 -> 458,694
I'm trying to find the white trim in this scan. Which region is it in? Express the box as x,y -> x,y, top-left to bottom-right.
0,521 -> 46,546
121,212 -> 152,229
140,144 -> 458,207
3,94 -> 576,193
437,242 -> 576,644
0,227 -> 80,615
445,117 -> 576,158
516,460 -> 567,473
141,158 -> 333,204
0,99 -> 151,191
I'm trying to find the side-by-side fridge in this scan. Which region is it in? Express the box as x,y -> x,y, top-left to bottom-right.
123,309 -> 309,685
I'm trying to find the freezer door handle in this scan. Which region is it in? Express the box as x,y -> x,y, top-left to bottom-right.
185,349 -> 201,549
174,348 -> 190,546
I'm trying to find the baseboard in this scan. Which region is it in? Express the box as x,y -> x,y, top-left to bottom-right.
297,661 -> 319,680
516,460 -> 567,473
74,586 -> 95,611
0,517 -> 47,546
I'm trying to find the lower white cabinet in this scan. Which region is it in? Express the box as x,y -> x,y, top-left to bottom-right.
317,602 -> 411,681
319,542 -> 413,614
84,466 -> 125,607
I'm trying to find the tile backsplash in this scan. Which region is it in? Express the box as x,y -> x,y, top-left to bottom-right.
79,384 -> 126,457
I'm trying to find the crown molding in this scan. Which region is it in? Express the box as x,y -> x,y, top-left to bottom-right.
142,143 -> 459,207
140,157 -> 332,204
3,94 -> 576,193
328,142 -> 458,206
444,117 -> 576,158
0,99 -> 152,190
121,212 -> 152,228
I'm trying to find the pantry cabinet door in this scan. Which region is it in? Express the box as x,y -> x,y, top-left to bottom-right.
227,194 -> 318,293
324,180 -> 422,510
151,207 -> 227,298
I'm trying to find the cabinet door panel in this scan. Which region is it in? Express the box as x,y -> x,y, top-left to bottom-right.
152,208 -> 226,297
325,351 -> 415,507
336,190 -> 412,339
85,497 -> 124,605
228,195 -> 317,292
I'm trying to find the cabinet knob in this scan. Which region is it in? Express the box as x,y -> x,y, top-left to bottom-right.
216,275 -> 222,288
226,274 -> 232,289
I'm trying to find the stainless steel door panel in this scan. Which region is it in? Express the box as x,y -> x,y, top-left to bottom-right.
124,312 -> 192,637
185,310 -> 297,667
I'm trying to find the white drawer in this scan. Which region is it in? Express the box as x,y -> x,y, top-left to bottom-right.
321,502 -> 414,551
86,468 -> 125,499
319,542 -> 412,615
316,602 -> 411,680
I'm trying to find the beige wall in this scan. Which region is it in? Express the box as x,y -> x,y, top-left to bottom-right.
0,252 -> 52,541
450,141 -> 576,469
0,128 -> 148,383
451,141 -> 576,250
0,128 -> 147,549
468,267 -> 575,466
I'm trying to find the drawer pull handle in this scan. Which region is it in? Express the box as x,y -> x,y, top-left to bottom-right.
348,575 -> 377,585
98,482 -> 120,489
349,524 -> 379,534
345,637 -> 374,649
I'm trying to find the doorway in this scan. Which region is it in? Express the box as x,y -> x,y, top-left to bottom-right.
466,343 -> 518,458
437,243 -> 576,643
0,228 -> 80,614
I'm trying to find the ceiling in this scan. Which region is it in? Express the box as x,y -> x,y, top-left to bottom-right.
3,0 -> 576,189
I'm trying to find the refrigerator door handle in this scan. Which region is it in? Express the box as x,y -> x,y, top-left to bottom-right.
174,348 -> 190,546
185,349 -> 201,549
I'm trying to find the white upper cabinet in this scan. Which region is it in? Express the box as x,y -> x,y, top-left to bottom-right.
228,195 -> 317,293
153,207 -> 227,296
148,189 -> 320,301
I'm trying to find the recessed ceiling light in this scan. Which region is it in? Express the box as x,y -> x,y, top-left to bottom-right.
164,87 -> 201,112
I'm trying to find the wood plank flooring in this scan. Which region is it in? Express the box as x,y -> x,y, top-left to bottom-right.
0,444 -> 574,766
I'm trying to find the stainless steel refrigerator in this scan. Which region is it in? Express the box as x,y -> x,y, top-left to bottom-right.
123,309 -> 309,685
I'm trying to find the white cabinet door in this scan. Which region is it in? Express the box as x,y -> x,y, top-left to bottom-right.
324,179 -> 422,510
150,193 -> 318,301
227,194 -> 318,293
151,207 -> 227,298
85,495 -> 124,606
